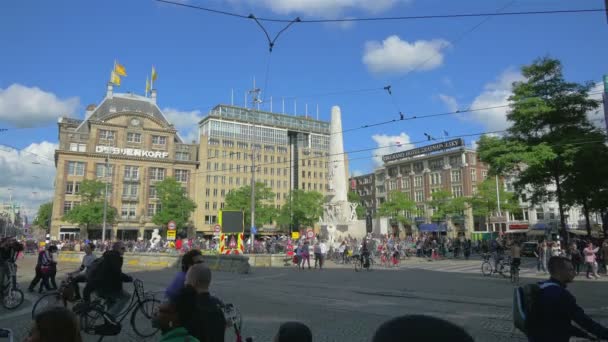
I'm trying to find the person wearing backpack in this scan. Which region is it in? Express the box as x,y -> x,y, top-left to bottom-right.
521,256 -> 608,341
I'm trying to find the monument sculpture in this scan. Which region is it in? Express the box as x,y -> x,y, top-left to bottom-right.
320,106 -> 367,245
148,228 -> 162,251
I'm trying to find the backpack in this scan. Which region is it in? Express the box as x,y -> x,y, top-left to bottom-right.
513,282 -> 559,334
85,256 -> 104,280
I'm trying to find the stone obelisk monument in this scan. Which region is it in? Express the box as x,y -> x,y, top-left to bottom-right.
320,106 -> 366,244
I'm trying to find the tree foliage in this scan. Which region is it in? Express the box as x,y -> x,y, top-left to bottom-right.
477,57 -> 603,240
224,182 -> 277,228
33,202 -> 53,230
427,190 -> 467,223
152,177 -> 197,232
466,179 -> 520,220
277,190 -> 324,229
347,191 -> 366,219
377,190 -> 416,225
63,179 -> 116,230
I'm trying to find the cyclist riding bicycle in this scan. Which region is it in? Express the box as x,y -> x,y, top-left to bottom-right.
80,241 -> 132,322
360,239 -> 370,268
67,242 -> 96,300
0,238 -> 23,289
510,240 -> 521,273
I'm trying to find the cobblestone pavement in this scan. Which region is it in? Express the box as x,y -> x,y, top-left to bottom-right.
1,256 -> 607,341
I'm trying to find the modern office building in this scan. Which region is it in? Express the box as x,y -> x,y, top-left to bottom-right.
50,85 -> 199,240
193,105 -> 332,235
375,138 -> 490,237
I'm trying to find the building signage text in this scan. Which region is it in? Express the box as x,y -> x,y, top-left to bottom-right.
382,138 -> 464,163
95,146 -> 169,158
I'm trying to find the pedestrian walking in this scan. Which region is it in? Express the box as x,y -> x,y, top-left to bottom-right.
583,242 -> 600,279
535,241 -> 548,273
567,243 -> 583,275
600,240 -> 608,275
301,241 -> 311,269
313,241 -> 323,269
28,245 -> 57,293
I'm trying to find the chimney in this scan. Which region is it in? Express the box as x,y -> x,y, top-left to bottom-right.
106,83 -> 113,98
85,104 -> 96,118
150,89 -> 157,104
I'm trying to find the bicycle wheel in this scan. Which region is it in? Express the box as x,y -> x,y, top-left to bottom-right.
481,262 -> 493,276
131,298 -> 161,338
2,287 -> 23,310
32,292 -> 65,319
499,264 -> 511,278
354,259 -> 361,272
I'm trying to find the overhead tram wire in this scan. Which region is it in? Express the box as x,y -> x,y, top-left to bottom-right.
154,1 -> 604,23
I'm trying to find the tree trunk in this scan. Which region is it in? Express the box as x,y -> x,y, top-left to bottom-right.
582,199 -> 591,237
554,172 -> 568,246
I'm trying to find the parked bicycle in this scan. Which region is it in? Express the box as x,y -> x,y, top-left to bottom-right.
32,277 -> 160,341
481,254 -> 512,278
2,263 -> 23,310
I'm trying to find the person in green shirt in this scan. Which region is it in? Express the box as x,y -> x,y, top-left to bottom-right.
155,287 -> 201,342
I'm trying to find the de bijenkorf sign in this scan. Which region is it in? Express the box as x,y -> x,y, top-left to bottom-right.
382,138 -> 464,163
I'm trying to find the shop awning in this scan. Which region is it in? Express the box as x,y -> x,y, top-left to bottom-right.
532,223 -> 549,230
418,223 -> 447,232
527,230 -> 548,236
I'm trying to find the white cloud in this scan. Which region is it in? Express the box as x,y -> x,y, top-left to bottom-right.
371,132 -> 414,166
363,35 -> 450,74
228,0 -> 407,17
0,84 -> 79,128
0,141 -> 57,221
163,107 -> 203,144
438,94 -> 458,112
351,169 -> 363,177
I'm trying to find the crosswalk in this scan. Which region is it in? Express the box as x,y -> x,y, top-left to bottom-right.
394,258 -> 541,277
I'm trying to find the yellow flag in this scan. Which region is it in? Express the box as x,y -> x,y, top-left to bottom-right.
114,61 -> 127,77
110,71 -> 121,86
145,77 -> 150,94
151,66 -> 158,82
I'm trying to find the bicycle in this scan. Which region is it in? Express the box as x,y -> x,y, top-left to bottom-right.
1,263 -> 23,310
481,254 -> 511,278
32,277 -> 160,341
510,262 -> 520,284
354,254 -> 373,272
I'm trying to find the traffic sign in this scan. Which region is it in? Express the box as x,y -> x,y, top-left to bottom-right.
306,228 -> 314,239
291,231 -> 300,239
214,224 -> 221,235
167,230 -> 176,241
168,221 -> 177,230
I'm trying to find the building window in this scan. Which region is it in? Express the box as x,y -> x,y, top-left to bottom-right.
482,170 -> 488,180
430,173 -> 442,185
205,202 -> 210,210
95,164 -> 113,178
536,207 -> 544,220
213,189 -> 218,197
236,178 -> 240,185
451,170 -> 461,183
121,204 -> 137,219
174,169 -> 189,182
388,180 -> 396,191
122,183 -> 139,198
65,181 -> 80,194
451,186 -> 463,198
67,161 -> 85,176
127,132 -> 141,143
413,162 -> 424,173
414,176 -> 423,188
69,143 -> 86,152
176,152 -> 189,161
205,215 -> 217,224
99,130 -> 115,140
149,168 -> 165,181
63,201 -> 79,214
401,179 -> 410,189
124,166 -> 139,180
471,169 -> 477,182
152,135 -> 167,145
149,186 -> 157,199
147,203 -> 161,216
415,191 -> 424,202
220,202 -> 225,209
212,202 -> 217,210
548,208 -> 556,220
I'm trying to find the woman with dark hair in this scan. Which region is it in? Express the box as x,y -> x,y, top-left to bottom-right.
154,286 -> 200,342
26,307 -> 82,342
165,249 -> 203,302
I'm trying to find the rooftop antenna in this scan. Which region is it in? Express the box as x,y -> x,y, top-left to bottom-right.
305,103 -> 308,117
316,104 -> 319,120
282,97 -> 285,114
248,77 -> 261,110
294,100 -> 297,116
270,96 -> 273,113
231,88 -> 234,106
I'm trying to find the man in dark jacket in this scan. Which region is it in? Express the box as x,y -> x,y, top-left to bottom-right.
83,241 -> 132,317
184,263 -> 226,342
528,256 -> 608,342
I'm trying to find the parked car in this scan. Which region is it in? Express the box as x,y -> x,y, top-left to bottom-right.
521,241 -> 539,257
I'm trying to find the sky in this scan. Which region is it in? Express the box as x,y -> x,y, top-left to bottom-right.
1,0 -> 607,219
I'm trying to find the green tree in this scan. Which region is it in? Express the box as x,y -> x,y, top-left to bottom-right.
427,190 -> 467,223
224,182 -> 277,229
347,191 -> 366,219
63,179 -> 117,232
377,190 -> 416,226
477,57 -> 601,242
33,202 -> 53,231
466,179 -> 520,231
277,190 -> 324,230
153,177 -> 197,233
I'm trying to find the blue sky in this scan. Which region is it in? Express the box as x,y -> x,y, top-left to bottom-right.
0,0 -> 607,216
